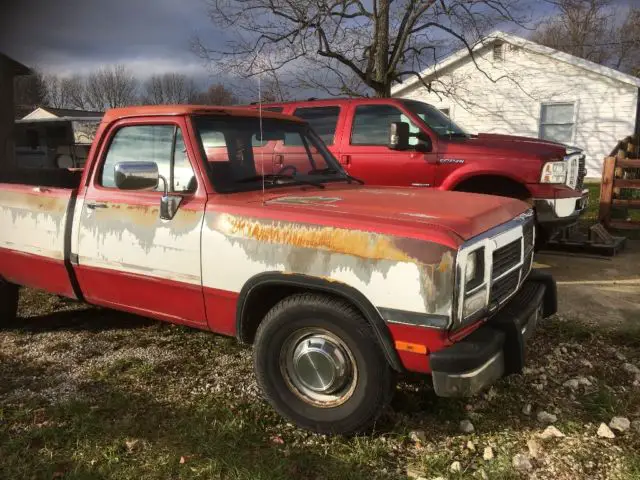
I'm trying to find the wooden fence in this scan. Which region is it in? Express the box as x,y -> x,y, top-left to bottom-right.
599,135 -> 640,229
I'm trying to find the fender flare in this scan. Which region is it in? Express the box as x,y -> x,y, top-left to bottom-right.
235,272 -> 405,372
441,167 -> 527,192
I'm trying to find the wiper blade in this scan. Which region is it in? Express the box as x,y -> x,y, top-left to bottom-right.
308,167 -> 365,185
235,174 -> 325,189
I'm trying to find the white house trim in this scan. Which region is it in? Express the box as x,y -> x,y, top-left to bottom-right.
392,31 -> 640,96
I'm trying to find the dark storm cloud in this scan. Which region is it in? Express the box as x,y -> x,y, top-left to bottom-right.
0,0 -> 225,81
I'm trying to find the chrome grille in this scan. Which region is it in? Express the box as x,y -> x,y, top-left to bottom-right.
492,240 -> 521,278
576,155 -> 586,190
523,221 -> 534,251
490,269 -> 520,305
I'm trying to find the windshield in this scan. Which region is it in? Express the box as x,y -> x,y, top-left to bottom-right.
192,116 -> 346,193
402,100 -> 469,137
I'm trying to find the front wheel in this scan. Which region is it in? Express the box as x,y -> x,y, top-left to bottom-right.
0,281 -> 19,327
253,293 -> 396,435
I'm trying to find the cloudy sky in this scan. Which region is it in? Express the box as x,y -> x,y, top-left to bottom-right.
1,0 -> 636,96
0,0 -> 220,83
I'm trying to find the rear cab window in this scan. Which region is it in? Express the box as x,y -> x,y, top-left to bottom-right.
291,106 -> 340,146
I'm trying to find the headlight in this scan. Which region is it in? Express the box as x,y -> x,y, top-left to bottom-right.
464,248 -> 484,290
463,287 -> 487,318
540,161 -> 567,184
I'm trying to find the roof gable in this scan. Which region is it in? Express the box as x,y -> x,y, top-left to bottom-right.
392,31 -> 640,95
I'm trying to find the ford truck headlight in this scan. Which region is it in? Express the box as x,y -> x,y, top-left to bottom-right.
540,161 -> 567,184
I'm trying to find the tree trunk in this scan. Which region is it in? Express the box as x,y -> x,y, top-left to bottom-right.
373,0 -> 390,98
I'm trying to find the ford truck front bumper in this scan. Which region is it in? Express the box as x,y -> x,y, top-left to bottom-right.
533,189 -> 589,229
430,271 -> 557,397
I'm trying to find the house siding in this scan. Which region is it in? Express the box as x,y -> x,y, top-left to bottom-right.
395,45 -> 638,179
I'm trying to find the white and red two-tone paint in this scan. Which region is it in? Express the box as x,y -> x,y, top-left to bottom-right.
0,105 -> 556,434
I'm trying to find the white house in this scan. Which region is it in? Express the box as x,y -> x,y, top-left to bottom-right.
391,31 -> 640,179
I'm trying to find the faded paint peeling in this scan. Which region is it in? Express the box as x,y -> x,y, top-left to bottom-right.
203,212 -> 456,318
0,190 -> 70,261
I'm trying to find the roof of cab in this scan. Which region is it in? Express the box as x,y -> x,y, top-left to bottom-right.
101,105 -> 304,124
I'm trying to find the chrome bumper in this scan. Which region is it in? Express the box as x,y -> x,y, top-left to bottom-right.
430,273 -> 553,397
533,189 -> 589,226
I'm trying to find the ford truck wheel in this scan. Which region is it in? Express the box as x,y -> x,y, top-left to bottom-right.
0,281 -> 19,326
253,293 -> 396,435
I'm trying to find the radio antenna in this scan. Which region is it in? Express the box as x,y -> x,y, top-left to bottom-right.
258,76 -> 265,206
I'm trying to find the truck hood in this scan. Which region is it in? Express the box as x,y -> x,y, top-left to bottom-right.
442,132 -> 568,160
262,186 -> 529,242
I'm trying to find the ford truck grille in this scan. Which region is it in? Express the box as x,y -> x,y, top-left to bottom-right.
566,153 -> 587,191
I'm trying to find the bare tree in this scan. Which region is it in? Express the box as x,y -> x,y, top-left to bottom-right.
142,73 -> 199,104
533,1 -> 640,74
193,0 -> 529,98
194,83 -> 238,105
84,65 -> 139,109
14,72 -> 47,107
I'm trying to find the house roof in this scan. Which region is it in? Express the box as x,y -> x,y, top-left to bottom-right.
0,53 -> 31,76
22,106 -> 105,120
391,31 -> 640,95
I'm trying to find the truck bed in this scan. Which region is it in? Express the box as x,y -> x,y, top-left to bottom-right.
0,174 -> 79,298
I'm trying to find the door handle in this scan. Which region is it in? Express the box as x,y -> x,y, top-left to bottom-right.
340,155 -> 351,165
86,202 -> 108,210
275,154 -> 284,166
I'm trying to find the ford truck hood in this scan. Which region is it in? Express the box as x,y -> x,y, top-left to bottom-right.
260,186 -> 529,242
442,133 -> 567,160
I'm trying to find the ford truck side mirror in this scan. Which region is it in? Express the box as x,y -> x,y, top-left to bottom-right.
114,162 -> 159,190
389,122 -> 410,150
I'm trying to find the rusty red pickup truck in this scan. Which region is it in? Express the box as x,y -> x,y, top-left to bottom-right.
0,105 -> 556,434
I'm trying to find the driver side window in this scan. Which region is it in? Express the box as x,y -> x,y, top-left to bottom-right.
101,125 -> 196,193
351,105 -> 421,146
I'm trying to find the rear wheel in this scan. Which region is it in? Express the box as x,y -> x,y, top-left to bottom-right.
0,281 -> 19,327
253,293 -> 396,435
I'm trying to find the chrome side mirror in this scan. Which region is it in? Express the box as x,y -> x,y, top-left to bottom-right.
114,162 -> 159,190
157,175 -> 183,221
389,122 -> 410,150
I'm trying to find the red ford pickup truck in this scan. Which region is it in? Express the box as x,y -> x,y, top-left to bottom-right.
0,105 -> 556,434
250,98 -> 589,243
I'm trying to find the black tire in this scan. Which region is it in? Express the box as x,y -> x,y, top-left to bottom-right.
253,293 -> 396,435
0,281 -> 19,326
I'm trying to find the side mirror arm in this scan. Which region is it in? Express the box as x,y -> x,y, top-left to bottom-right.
158,175 -> 183,220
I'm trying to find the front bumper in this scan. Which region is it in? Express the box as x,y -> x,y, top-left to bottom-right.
533,189 -> 589,228
430,270 -> 557,397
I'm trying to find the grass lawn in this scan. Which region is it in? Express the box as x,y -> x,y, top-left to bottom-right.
1,289 -> 639,479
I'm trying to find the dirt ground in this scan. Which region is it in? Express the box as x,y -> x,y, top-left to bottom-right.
536,240 -> 640,326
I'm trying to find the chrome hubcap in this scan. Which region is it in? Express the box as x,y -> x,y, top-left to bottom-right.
281,329 -> 357,407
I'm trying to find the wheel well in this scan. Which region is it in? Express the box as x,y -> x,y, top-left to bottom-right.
238,283 -> 305,344
235,276 -> 404,372
454,175 -> 530,200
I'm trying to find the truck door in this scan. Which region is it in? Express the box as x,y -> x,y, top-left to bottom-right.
74,118 -> 207,327
273,106 -> 342,174
339,104 -> 437,187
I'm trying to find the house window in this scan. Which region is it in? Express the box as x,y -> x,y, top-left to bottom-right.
539,103 -> 575,144
493,43 -> 504,62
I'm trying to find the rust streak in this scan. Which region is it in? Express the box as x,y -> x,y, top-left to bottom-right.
226,217 -> 415,263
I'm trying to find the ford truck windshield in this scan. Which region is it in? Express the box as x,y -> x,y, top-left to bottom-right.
192,116 -> 347,193
402,100 -> 469,138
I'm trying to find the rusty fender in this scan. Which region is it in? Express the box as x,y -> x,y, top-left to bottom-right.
203,213 -> 456,321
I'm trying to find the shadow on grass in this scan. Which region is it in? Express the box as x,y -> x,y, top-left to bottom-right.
0,355 -> 394,480
14,307 -> 157,333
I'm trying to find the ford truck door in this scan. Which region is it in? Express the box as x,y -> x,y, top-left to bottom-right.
339,103 -> 437,187
73,118 -> 207,327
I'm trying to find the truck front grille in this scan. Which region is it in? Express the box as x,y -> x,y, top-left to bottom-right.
490,269 -> 520,305
492,240 -> 521,278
